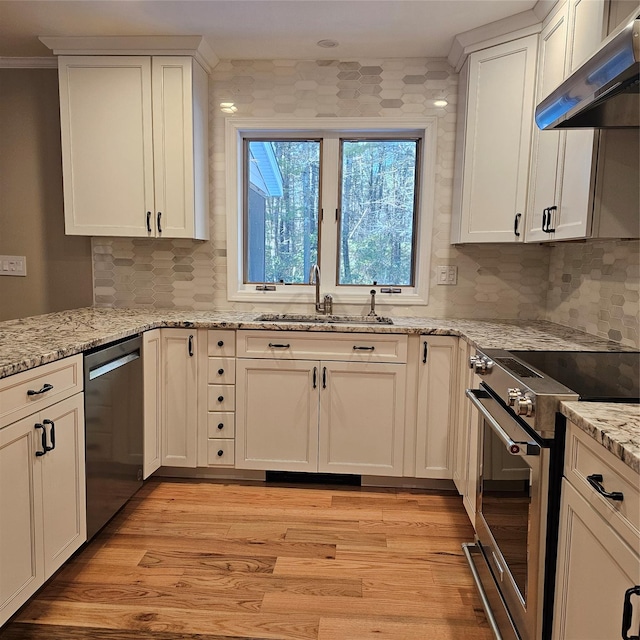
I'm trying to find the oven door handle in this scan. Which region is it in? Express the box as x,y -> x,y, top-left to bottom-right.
466,388 -> 540,456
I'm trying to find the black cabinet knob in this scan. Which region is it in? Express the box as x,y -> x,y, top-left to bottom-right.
217,340 -> 224,347
218,395 -> 224,402
217,423 -> 224,430
218,368 -> 224,375
217,449 -> 224,457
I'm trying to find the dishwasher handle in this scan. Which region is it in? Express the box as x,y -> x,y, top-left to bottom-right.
89,351 -> 140,381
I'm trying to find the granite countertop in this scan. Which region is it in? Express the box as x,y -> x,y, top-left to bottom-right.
561,402 -> 640,474
1,306 -> 637,472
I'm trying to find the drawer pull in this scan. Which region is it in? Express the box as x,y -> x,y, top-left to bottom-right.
34,423 -> 47,457
43,419 -> 56,452
218,368 -> 224,375
217,396 -> 224,403
586,473 -> 624,502
27,383 -> 53,397
217,423 -> 224,430
268,343 -> 290,349
217,449 -> 224,457
622,586 -> 640,640
217,340 -> 224,347
353,345 -> 375,351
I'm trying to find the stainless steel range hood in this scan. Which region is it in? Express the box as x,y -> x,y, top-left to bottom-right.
535,11 -> 640,129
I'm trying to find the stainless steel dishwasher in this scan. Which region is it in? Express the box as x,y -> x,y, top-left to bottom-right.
83,335 -> 143,540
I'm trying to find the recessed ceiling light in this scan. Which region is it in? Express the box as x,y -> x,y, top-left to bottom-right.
433,99 -> 448,108
317,39 -> 339,48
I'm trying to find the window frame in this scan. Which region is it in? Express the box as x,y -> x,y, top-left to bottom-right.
225,117 -> 437,306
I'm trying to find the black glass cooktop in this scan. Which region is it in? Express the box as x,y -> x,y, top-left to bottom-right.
510,351 -> 640,402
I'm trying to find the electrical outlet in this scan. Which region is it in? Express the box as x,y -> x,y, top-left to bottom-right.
0,255 -> 27,277
436,265 -> 457,286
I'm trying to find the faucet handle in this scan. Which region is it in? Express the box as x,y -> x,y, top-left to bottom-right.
323,294 -> 333,315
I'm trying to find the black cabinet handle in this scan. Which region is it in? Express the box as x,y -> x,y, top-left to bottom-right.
146,211 -> 152,233
268,343 -> 290,348
217,395 -> 224,403
43,419 -> 55,451
514,212 -> 521,237
542,207 -> 549,233
217,449 -> 224,457
157,211 -> 162,234
313,366 -> 317,389
27,383 -> 53,397
587,473 -> 624,501
34,423 -> 47,457
353,346 -> 375,351
217,340 -> 224,347
422,341 -> 428,364
218,368 -> 224,375
188,335 -> 194,357
547,205 -> 556,233
622,586 -> 640,640
217,423 -> 224,430
322,367 -> 327,389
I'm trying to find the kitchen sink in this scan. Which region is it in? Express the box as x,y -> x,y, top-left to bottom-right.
256,313 -> 394,325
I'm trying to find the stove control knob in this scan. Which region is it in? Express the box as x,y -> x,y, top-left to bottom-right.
469,355 -> 479,369
514,396 -> 534,417
473,357 -> 494,375
507,388 -> 521,407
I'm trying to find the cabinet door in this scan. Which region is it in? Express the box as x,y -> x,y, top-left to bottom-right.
415,337 -> 457,479
152,57 -> 202,240
235,359 -> 319,472
161,329 -> 198,468
318,362 -> 406,476
143,330 -> 162,478
58,56 -> 154,236
454,35 -> 537,243
552,0 -> 605,240
527,3 -> 568,242
553,478 -> 640,640
0,416 -> 44,627
40,394 -> 86,577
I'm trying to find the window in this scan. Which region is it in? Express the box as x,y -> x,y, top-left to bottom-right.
226,118 -> 436,305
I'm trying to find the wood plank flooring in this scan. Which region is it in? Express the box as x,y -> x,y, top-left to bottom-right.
0,479 -> 493,640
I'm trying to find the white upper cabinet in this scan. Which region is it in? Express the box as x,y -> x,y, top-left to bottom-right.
526,0 -> 638,242
58,55 -> 209,239
451,35 -> 538,243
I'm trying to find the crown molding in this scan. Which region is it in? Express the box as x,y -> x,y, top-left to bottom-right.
38,35 -> 219,73
0,57 -> 57,69
447,9 -> 542,71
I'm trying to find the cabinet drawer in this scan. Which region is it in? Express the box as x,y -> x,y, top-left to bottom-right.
0,355 -> 83,429
207,385 -> 235,412
208,331 -> 235,357
207,439 -> 235,466
207,358 -> 235,384
565,422 -> 639,550
207,412 -> 235,438
236,330 -> 408,363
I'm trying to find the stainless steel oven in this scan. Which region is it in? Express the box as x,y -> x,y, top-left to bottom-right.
462,348 -> 640,640
465,386 -> 552,640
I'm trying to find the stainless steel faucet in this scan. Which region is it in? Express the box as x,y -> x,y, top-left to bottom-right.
309,264 -> 333,315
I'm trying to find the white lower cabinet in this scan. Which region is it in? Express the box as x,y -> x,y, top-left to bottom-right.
143,329 -> 162,478
553,421 -> 640,639
161,329 -> 198,467
0,390 -> 85,627
415,336 -> 458,478
235,331 -> 407,476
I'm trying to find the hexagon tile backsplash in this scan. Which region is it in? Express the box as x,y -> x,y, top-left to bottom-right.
91,58 -> 639,349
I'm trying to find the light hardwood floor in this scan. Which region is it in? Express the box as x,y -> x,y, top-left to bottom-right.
0,479 -> 493,640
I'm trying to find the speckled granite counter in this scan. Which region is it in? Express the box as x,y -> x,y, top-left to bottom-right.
1,306 -> 634,380
2,307 -> 638,471
561,402 -> 640,474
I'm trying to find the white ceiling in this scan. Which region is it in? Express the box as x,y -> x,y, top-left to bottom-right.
0,0 -> 538,61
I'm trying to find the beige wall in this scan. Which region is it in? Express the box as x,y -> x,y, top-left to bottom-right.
0,68 -> 93,321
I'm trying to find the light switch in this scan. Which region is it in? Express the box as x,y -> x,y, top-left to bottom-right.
437,265 -> 457,286
0,255 -> 27,277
